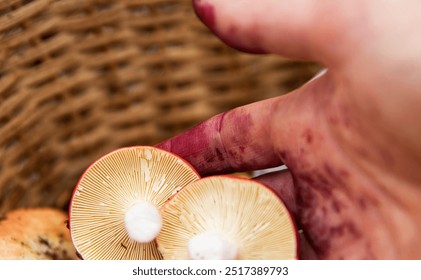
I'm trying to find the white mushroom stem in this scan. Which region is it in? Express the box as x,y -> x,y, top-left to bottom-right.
188,231 -> 238,260
124,201 -> 162,243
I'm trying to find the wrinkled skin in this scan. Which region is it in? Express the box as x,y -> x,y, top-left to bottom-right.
156,0 -> 421,259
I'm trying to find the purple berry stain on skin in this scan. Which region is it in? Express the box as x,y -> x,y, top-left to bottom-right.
217,25 -> 267,54
193,1 -> 267,54
279,140 -> 376,258
193,0 -> 216,29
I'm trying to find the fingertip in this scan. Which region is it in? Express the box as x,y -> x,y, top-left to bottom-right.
192,0 -> 344,60
154,113 -> 233,175
193,0 -> 268,54
215,25 -> 269,55
193,0 -> 216,30
155,139 -> 170,151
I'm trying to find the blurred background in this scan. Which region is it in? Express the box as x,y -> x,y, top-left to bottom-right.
0,0 -> 319,215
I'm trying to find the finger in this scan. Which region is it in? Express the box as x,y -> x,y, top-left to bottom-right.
253,169 -> 319,259
253,169 -> 297,216
156,96 -> 283,175
193,0 -> 354,61
156,73 -> 326,175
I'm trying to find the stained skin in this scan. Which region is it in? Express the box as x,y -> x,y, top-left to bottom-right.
157,0 -> 421,259
157,73 -> 421,260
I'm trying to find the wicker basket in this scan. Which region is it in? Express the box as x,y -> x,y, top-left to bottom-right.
0,0 -> 319,216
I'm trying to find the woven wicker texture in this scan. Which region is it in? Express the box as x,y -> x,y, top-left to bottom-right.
0,0 -> 319,215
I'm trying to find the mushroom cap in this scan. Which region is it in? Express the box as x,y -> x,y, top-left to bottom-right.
157,176 -> 298,260
68,146 -> 200,260
0,208 -> 77,260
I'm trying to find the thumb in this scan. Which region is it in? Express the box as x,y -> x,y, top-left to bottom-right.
193,0 -> 354,62
155,71 -> 330,175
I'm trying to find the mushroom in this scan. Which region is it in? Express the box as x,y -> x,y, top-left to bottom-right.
68,146 -> 200,260
0,208 -> 77,260
157,176 -> 298,260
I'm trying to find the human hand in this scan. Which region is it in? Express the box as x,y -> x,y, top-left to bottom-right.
156,0 -> 421,259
